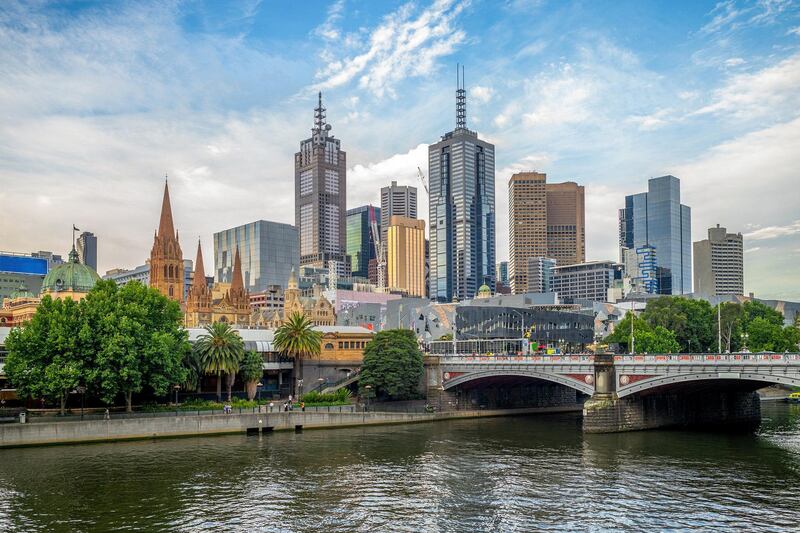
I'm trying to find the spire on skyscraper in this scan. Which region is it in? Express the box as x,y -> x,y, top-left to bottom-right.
456,63 -> 466,129
313,91 -> 331,141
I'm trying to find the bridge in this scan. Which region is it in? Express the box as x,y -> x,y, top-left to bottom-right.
425,352 -> 800,433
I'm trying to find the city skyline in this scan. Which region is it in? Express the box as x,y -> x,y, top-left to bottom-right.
1,1 -> 799,299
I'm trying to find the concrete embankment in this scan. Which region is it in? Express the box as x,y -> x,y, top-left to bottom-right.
0,405 -> 583,448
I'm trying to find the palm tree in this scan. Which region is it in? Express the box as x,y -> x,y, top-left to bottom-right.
194,322 -> 244,401
274,312 -> 322,399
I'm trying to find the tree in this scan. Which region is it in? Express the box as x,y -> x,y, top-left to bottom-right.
181,348 -> 205,393
604,311 -> 679,354
5,296 -> 89,415
359,329 -> 423,401
240,351 -> 264,400
82,280 -> 189,411
274,312 -> 321,398
193,322 -> 243,401
642,297 -> 714,352
717,302 -> 744,353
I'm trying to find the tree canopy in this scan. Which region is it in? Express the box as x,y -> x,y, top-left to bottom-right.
274,312 -> 322,398
359,329 -> 423,401
193,322 -> 244,401
604,312 -> 680,354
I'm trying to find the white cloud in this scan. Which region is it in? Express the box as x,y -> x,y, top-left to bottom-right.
723,57 -> 745,67
789,26 -> 800,36
744,220 -> 800,240
744,247 -> 761,253
311,0 -> 468,97
694,53 -> 800,120
470,85 -> 494,103
314,0 -> 345,41
627,109 -> 671,131
520,65 -> 593,127
699,1 -> 743,35
515,39 -> 547,59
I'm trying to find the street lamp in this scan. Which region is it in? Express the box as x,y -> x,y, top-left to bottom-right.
76,386 -> 86,421
364,385 -> 372,412
173,385 -> 181,416
741,332 -> 750,353
257,381 -> 263,402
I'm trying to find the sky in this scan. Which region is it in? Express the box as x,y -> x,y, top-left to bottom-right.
1,0 -> 799,300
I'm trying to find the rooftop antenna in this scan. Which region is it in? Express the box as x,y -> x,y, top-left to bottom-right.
456,63 -> 466,129
314,91 -> 327,139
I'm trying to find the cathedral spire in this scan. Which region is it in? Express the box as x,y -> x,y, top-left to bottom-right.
158,179 -> 175,239
230,246 -> 244,293
193,240 -> 206,290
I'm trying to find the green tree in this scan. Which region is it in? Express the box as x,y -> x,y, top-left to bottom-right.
181,348 -> 205,393
274,312 -> 321,398
193,322 -> 244,401
604,311 -> 679,354
359,329 -> 423,400
82,280 -> 189,411
642,297 -> 714,352
717,302 -> 744,353
5,296 -> 89,415
240,350 -> 264,400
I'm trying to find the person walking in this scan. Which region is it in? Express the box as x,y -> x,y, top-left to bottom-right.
301,401 -> 305,412
104,408 -> 110,420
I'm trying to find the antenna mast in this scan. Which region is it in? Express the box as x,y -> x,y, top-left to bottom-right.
456,63 -> 466,129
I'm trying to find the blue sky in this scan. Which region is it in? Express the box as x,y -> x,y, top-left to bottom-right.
1,0 -> 799,299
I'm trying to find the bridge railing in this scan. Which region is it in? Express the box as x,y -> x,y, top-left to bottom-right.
433,354 -> 595,364
429,353 -> 800,364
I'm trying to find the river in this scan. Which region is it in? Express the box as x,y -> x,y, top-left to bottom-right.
0,402 -> 798,532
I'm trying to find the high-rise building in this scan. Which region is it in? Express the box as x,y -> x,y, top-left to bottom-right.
496,261 -> 509,285
346,205 -> 381,280
76,231 -> 97,270
551,261 -> 623,303
526,257 -> 556,294
546,182 -> 585,266
508,172 -> 586,294
0,252 -> 48,301
295,92 -> 348,275
693,224 -> 744,297
619,175 -> 692,294
387,216 -> 426,298
508,172 -> 547,294
380,181 -> 417,241
149,180 -> 184,303
429,66 -> 496,302
213,220 -> 298,292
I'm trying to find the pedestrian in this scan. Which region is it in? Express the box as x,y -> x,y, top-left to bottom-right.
269,402 -> 274,413
283,402 -> 288,412
301,401 -> 305,412
104,408 -> 110,420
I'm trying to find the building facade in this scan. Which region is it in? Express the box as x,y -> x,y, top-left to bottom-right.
619,175 -> 692,295
213,220 -> 298,293
526,257 -> 557,294
295,92 -> 348,274
76,231 -> 97,271
185,241 -> 250,328
346,205 -> 381,280
693,224 -> 744,297
508,172 -> 547,294
103,264 -> 150,286
429,67 -> 496,302
387,215 -> 426,298
380,181 -> 417,241
149,181 -> 184,303
546,182 -> 585,266
551,261 -> 624,303
0,252 -> 48,302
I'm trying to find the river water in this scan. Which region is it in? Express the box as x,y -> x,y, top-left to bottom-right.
0,402 -> 798,532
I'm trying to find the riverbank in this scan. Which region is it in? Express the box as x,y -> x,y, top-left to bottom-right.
0,404 -> 583,448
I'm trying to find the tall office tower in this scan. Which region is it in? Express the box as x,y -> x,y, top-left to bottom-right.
76,231 -> 97,270
295,92 -> 348,275
346,205 -> 381,280
693,224 -> 744,297
387,216 -> 426,298
546,182 -> 585,266
380,181 -> 417,241
496,261 -> 509,286
526,257 -> 556,294
429,65 -> 496,302
149,180 -> 184,303
213,220 -> 299,292
508,172 -> 547,294
619,175 -> 692,295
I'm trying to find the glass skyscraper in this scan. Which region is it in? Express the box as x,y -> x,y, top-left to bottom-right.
346,205 -> 380,280
428,66 -> 496,302
214,220 -> 299,291
619,175 -> 691,295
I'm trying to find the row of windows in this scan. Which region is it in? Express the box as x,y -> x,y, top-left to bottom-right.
323,340 -> 369,350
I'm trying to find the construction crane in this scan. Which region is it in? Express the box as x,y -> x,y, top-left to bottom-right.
369,217 -> 386,291
417,167 -> 429,195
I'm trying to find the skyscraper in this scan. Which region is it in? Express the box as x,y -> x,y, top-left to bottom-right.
76,231 -> 97,270
546,182 -> 585,266
526,257 -> 556,294
429,66 -> 496,302
619,175 -> 692,295
387,216 -> 426,298
508,172 -> 547,293
495,261 -> 509,286
693,224 -> 744,297
295,92 -> 348,275
213,220 -> 298,292
346,205 -> 381,280
380,181 -> 417,241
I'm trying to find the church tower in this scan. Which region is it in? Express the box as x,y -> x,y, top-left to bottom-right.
185,240 -> 212,326
150,179 -> 184,303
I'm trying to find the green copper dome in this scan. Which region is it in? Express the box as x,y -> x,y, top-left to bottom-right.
42,248 -> 101,294
477,284 -> 491,298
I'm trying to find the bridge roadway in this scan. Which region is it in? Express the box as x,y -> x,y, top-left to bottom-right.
431,352 -> 800,397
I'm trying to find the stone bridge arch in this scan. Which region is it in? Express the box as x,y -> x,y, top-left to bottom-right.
618,371 -> 800,398
443,369 -> 595,396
